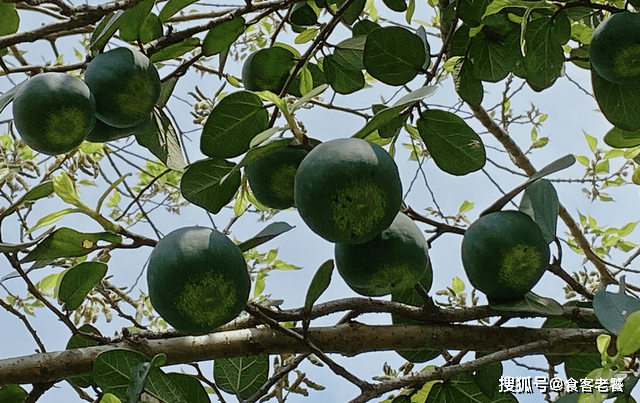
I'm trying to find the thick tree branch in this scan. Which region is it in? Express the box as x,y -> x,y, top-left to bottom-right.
0,323 -> 605,385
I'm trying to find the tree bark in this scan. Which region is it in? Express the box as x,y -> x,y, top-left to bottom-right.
0,323 -> 605,385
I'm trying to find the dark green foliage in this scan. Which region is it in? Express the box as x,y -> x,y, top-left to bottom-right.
12,72 -> 96,155
590,11 -> 640,84
87,113 -> 151,143
147,226 -> 250,334
242,47 -> 296,93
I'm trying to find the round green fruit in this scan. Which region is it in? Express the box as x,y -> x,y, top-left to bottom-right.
242,47 -> 296,93
295,138 -> 402,244
84,47 -> 161,128
590,11 -> 640,84
245,146 -> 308,210
12,72 -> 96,155
461,210 -> 550,302
335,212 -> 428,296
86,113 -> 152,143
147,226 -> 251,335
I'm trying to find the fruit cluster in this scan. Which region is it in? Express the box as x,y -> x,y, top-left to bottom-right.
11,47 -> 160,155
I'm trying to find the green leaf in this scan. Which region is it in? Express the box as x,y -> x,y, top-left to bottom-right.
352,19 -> 380,37
126,362 -> 152,403
519,179 -> 558,244
417,109 -> 486,175
304,259 -> 334,312
468,29 -> 519,82
203,17 -> 245,56
21,228 -> 122,263
94,350 -> 151,399
383,0 -> 407,12
295,27 -> 319,44
425,371 -> 517,403
150,38 -> 200,63
592,67 -> 640,132
290,2 -> 318,26
0,80 -> 25,115
337,0 -> 366,25
157,77 -> 179,109
180,158 -> 242,214
323,54 -> 365,94
54,172 -> 83,207
214,355 -> 269,399
0,180 -> 54,221
0,384 -> 28,403
392,85 -> 437,107
0,1 -> 19,36
617,309 -> 640,356
28,208 -> 78,235
522,16 -> 563,91
163,373 -> 211,403
334,36 -> 366,70
353,104 -> 411,139
474,353 -> 503,399
238,222 -> 295,252
490,292 -> 564,315
158,0 -> 197,21
137,13 -> 162,44
604,127 -> 640,149
453,58 -> 484,107
564,355 -> 602,383
135,108 -> 186,171
58,262 -> 108,311
363,27 -> 426,86
66,324 -> 102,388
483,0 -> 554,18
118,0 -> 155,42
200,91 -> 269,158
89,11 -> 127,56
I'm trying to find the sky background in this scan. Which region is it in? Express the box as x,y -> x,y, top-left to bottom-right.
0,0 -> 638,402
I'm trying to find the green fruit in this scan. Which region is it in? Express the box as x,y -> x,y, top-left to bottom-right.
242,47 -> 296,93
86,113 -> 152,143
12,72 -> 96,155
84,47 -> 161,128
391,273 -> 440,363
335,212 -> 428,296
590,11 -> 640,84
295,138 -> 402,244
245,146 -> 308,210
147,226 -> 250,335
461,210 -> 550,302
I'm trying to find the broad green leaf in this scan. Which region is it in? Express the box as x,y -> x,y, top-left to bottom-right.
214,355 -> 269,399
304,259 -> 334,312
22,228 -> 122,263
593,290 -> 640,335
58,262 -> 108,311
617,310 -> 640,356
416,26 -> 431,70
483,0 -> 554,18
295,27 -> 319,44
383,0 -> 407,12
200,91 -> 269,158
203,17 -> 245,56
352,19 -> 380,37
334,36 -> 366,70
425,371 -> 517,403
0,180 -> 54,221
490,292 -> 564,315
519,179 -> 558,244
468,29 -> 519,82
353,103 -> 411,139
392,85 -> 437,107
564,354 -> 602,381
150,38 -> 200,63
137,13 -> 162,43
180,158 -> 241,214
126,362 -> 152,403
453,58 -> 484,107
28,208 -> 78,235
0,80 -> 25,115
337,0 -> 366,25
89,11 -> 127,56
290,2 -> 317,26
66,324 -> 102,387
163,373 -> 211,403
0,384 -> 28,403
248,126 -> 284,148
474,353 -> 503,399
522,16 -> 563,91
118,0 -> 155,42
592,67 -> 640,132
54,172 -> 83,207
457,0 -> 490,27
158,0 -> 197,21
417,109 -> 486,175
605,127 -> 640,149
290,82 -> 329,111
135,108 -> 186,171
157,77 -> 179,109
237,222 -> 295,252
94,350 -> 152,399
363,27 -> 426,86
323,54 -> 365,94
0,1 -> 19,36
